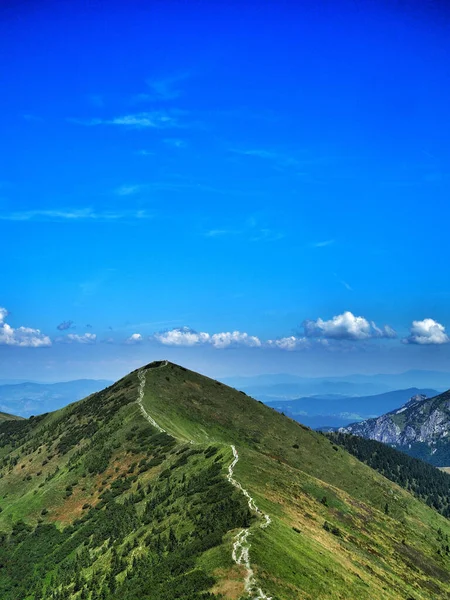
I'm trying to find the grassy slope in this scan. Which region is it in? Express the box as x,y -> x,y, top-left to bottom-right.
0,411 -> 23,422
0,372 -> 251,600
139,361 -> 450,600
0,361 -> 447,599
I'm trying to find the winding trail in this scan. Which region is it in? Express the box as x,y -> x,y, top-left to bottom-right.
136,367 -> 272,600
137,369 -> 166,433
227,445 -> 272,600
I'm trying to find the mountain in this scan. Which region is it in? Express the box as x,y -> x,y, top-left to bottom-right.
0,361 -> 449,599
266,387 -> 439,429
0,379 -> 113,417
228,380 -> 392,399
223,369 -> 450,400
340,390 -> 450,466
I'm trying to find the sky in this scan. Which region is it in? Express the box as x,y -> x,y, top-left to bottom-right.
1,0 -> 450,381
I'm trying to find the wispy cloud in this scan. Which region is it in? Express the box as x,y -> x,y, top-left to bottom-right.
340,280 -> 353,291
205,215 -> 284,243
311,239 -> 334,248
114,184 -> 142,196
205,229 -> 241,238
164,138 -> 187,148
230,148 -> 299,168
0,208 -> 153,222
249,228 -> 284,242
69,111 -> 181,129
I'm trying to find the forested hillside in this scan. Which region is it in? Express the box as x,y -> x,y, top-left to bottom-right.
328,431 -> 450,518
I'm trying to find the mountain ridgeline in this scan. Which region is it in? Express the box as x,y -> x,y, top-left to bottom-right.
265,388 -> 439,429
0,361 -> 448,599
340,390 -> 450,466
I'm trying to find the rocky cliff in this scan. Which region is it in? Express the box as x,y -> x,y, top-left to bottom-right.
340,390 -> 450,466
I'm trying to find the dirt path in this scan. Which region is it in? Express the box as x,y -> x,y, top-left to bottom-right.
137,369 -> 166,433
227,445 -> 272,600
137,367 -> 271,600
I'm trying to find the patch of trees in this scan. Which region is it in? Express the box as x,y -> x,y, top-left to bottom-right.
0,442 -> 249,600
328,432 -> 450,518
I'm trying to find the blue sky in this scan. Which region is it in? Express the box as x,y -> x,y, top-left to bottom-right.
1,0 -> 450,381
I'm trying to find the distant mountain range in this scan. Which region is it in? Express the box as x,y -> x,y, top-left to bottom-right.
265,387 -> 439,429
0,379 -> 112,417
223,369 -> 450,398
340,390 -> 450,466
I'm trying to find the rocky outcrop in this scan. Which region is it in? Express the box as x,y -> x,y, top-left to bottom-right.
340,390 -> 450,464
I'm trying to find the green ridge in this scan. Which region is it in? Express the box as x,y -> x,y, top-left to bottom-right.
0,361 -> 448,600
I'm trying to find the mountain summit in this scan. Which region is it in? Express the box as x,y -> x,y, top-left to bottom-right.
0,361 -> 448,599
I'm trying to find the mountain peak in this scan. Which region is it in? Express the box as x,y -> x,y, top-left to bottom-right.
0,363 -> 449,599
341,388 -> 450,465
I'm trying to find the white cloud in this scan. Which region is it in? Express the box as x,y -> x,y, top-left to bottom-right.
125,333 -> 143,344
57,333 -> 97,344
153,327 -> 261,349
403,318 -> 449,345
0,307 -> 51,347
303,311 -> 396,340
266,336 -> 310,351
210,331 -> 261,348
154,327 -> 210,347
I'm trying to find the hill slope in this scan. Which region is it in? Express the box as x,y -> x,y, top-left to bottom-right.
0,410 -> 22,422
340,390 -> 450,466
327,431 -> 450,517
0,361 -> 448,599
